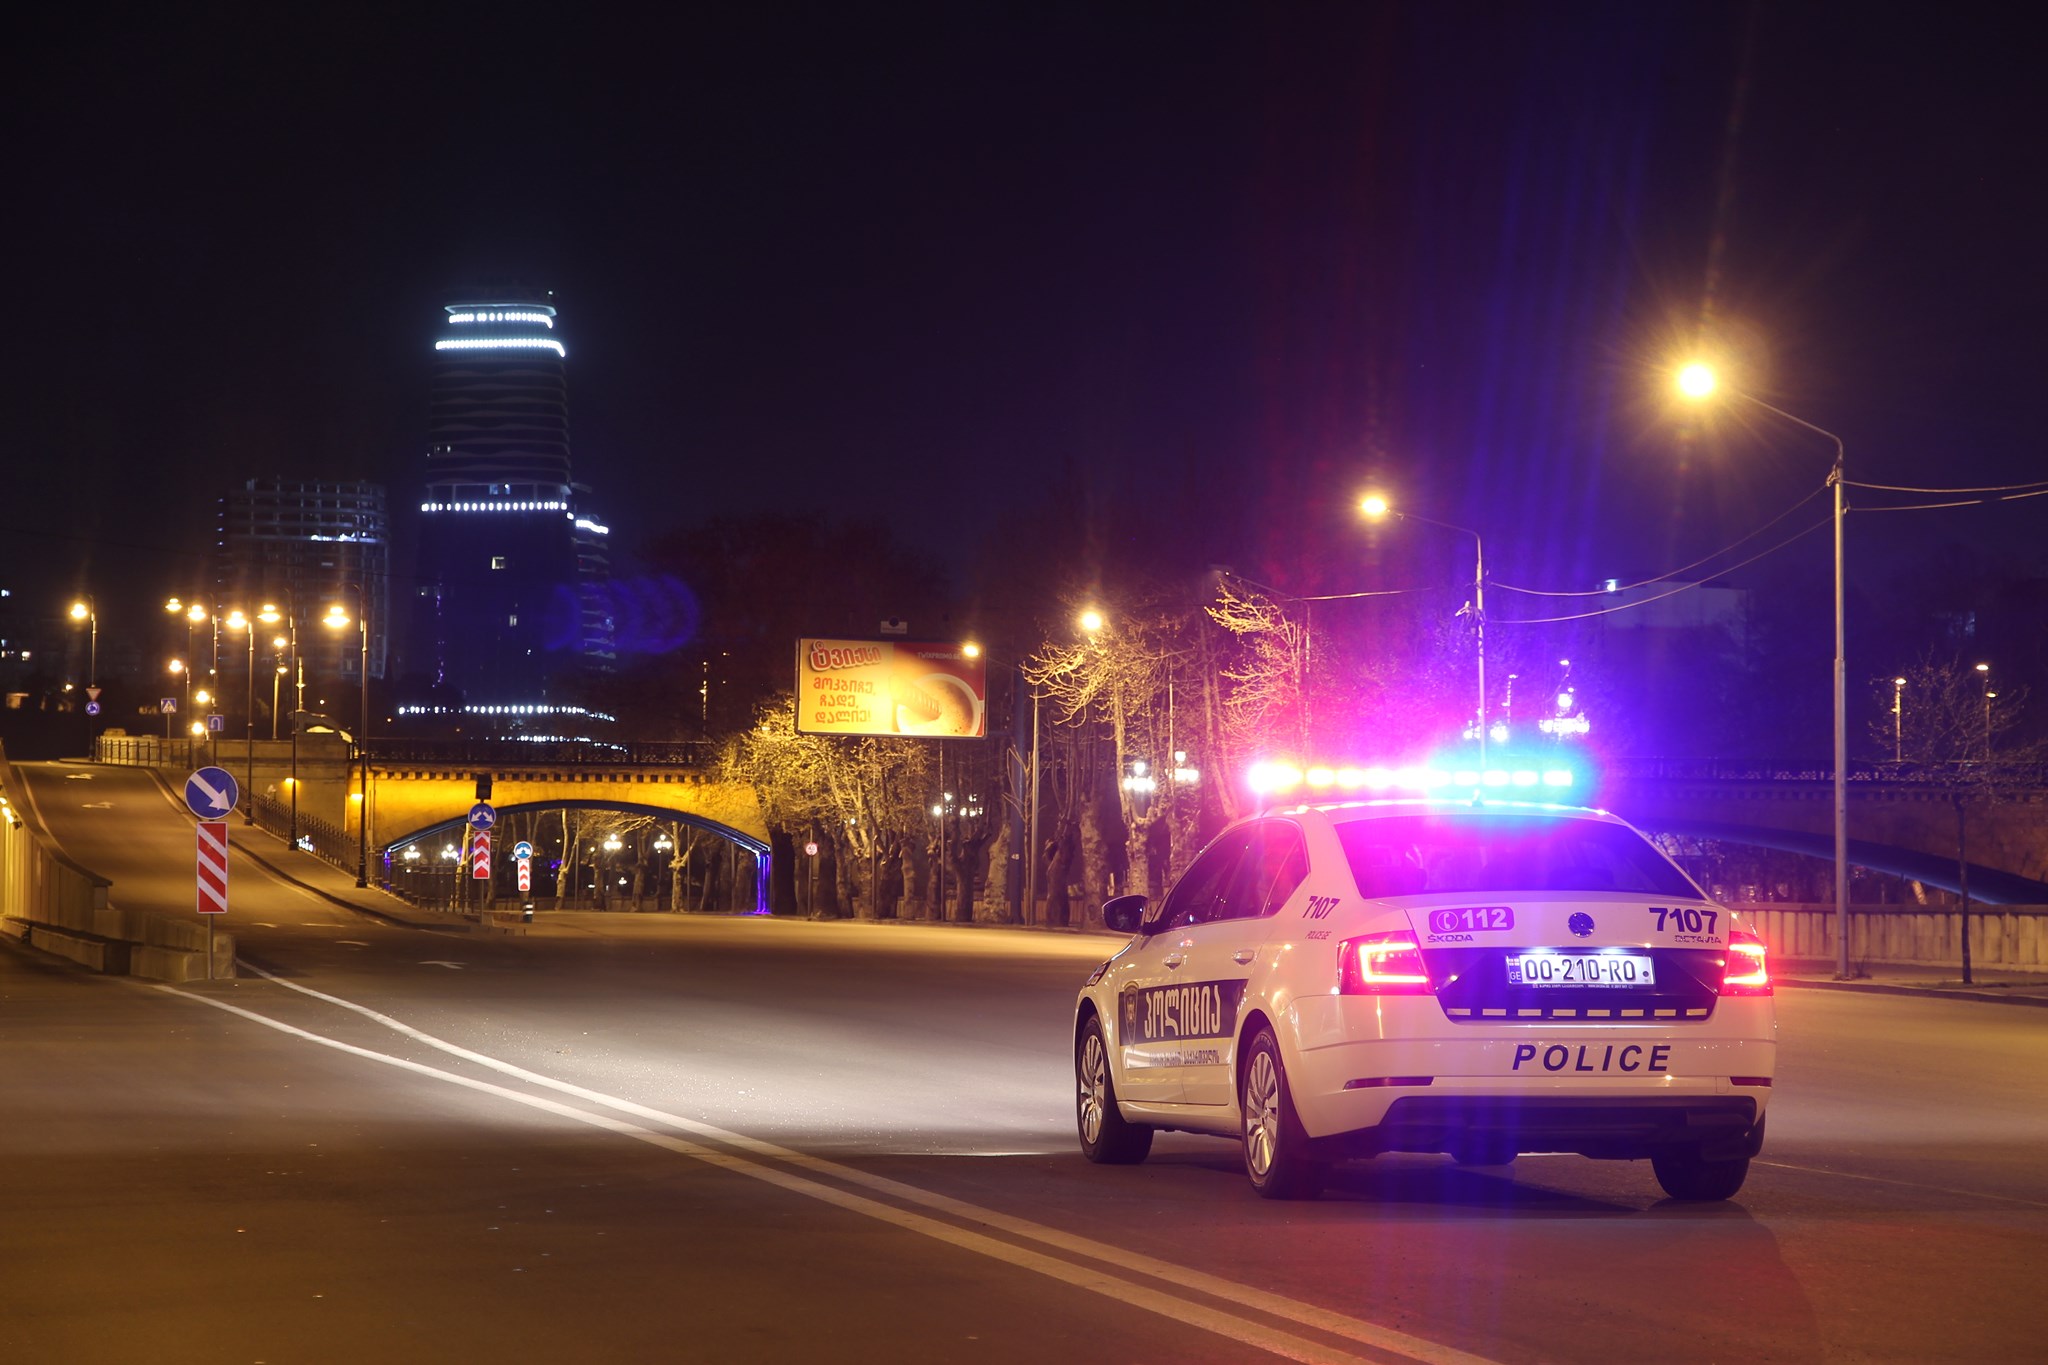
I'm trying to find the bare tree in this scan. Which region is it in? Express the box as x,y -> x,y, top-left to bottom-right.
1869,654 -> 2036,983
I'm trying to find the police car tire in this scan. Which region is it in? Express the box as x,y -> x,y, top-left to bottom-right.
1650,1147 -> 1751,1202
1241,1027 -> 1325,1200
1076,1016 -> 1153,1165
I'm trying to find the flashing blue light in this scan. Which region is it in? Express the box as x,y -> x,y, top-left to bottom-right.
1246,759 -> 1577,797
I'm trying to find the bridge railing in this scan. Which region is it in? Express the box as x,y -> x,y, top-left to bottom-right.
249,795 -> 364,880
1609,757 -> 2048,786
1735,902 -> 2048,971
369,738 -> 721,768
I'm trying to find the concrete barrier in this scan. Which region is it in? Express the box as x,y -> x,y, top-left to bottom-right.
1,744 -> 233,980
1733,903 -> 2048,971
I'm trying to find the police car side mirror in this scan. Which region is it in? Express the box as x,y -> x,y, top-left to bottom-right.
1101,894 -> 1149,935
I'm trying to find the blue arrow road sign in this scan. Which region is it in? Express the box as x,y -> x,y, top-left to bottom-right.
513,840 -> 533,858
185,767 -> 239,819
469,802 -> 496,831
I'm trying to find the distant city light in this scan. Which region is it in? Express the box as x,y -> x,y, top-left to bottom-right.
434,337 -> 566,357
446,310 -> 555,328
419,500 -> 570,513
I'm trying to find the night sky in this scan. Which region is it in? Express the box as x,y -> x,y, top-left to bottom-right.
11,3 -> 2043,643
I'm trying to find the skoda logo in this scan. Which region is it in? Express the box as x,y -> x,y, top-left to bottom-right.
1568,912 -> 1596,938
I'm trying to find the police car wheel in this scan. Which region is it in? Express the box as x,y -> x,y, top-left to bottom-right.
1076,1016 -> 1152,1164
1241,1027 -> 1324,1200
1650,1146 -> 1751,1201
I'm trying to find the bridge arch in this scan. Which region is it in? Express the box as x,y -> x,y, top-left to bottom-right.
380,794 -> 770,912
388,800 -> 770,858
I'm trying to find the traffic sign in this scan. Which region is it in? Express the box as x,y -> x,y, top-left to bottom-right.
86,686 -> 102,702
206,713 -> 225,732
471,832 -> 492,880
184,767 -> 239,819
513,840 -> 533,859
160,698 -> 178,713
469,802 -> 496,831
196,820 -> 229,914
84,701 -> 100,716
517,858 -> 532,894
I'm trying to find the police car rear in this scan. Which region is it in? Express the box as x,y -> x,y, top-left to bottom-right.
1073,799 -> 1776,1202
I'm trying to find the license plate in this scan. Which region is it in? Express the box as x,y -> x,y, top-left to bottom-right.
1507,951 -> 1656,988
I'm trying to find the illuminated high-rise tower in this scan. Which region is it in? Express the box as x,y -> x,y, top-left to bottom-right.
412,290 -> 614,735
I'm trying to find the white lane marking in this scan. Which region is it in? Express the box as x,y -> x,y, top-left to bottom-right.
81,800 -> 115,808
161,987 -> 1398,1365
336,940 -> 369,947
235,966 -> 1498,1365
419,960 -> 466,970
1756,1160 -> 2048,1210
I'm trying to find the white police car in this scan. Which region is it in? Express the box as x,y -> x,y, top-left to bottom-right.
1073,798 -> 1775,1200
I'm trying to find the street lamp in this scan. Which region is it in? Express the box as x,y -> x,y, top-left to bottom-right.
1676,361 -> 1851,978
224,606 -> 278,823
193,688 -> 214,766
166,659 -> 186,741
1893,676 -> 1906,765
68,597 -> 97,687
68,596 -> 97,753
1361,494 -> 1488,765
323,593 -> 370,887
1975,663 -> 1993,762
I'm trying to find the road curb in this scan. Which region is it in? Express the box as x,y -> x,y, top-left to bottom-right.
1777,977 -> 2048,1008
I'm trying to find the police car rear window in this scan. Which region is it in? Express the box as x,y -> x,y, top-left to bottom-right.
1334,814 -> 1700,899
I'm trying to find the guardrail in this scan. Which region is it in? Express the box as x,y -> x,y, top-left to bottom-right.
1733,902 -> 2048,971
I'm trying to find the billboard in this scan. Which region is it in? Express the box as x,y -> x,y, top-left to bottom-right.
796,639 -> 987,738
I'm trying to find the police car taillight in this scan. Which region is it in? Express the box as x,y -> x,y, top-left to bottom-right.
1339,933 -> 1434,995
1721,930 -> 1771,996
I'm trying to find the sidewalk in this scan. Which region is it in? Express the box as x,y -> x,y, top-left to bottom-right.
1776,958 -> 2048,1007
232,824 -> 481,934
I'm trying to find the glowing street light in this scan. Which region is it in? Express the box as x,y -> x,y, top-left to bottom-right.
1676,359 -> 1851,978
1078,609 -> 1105,634
323,593 -> 372,886
1976,662 -> 1994,761
1892,676 -> 1906,765
1361,494 -> 1489,765
67,597 -> 97,687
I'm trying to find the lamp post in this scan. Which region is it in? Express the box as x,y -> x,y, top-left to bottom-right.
68,596 -> 97,753
225,606 -> 279,823
324,591 -> 370,887
1677,362 -> 1851,979
166,659 -> 185,740
193,688 -> 214,766
1975,662 -> 1993,762
1893,676 -> 1906,765
1360,495 -> 1487,766
68,596 -> 97,688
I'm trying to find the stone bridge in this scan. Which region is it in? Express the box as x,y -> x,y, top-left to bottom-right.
369,760 -> 768,854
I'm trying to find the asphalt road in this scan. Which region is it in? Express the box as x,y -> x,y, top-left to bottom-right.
5,761 -> 2046,1363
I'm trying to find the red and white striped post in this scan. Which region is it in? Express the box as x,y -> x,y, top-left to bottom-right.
196,819 -> 229,981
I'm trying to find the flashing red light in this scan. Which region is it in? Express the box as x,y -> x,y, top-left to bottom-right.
1339,932 -> 1435,995
1721,929 -> 1772,995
